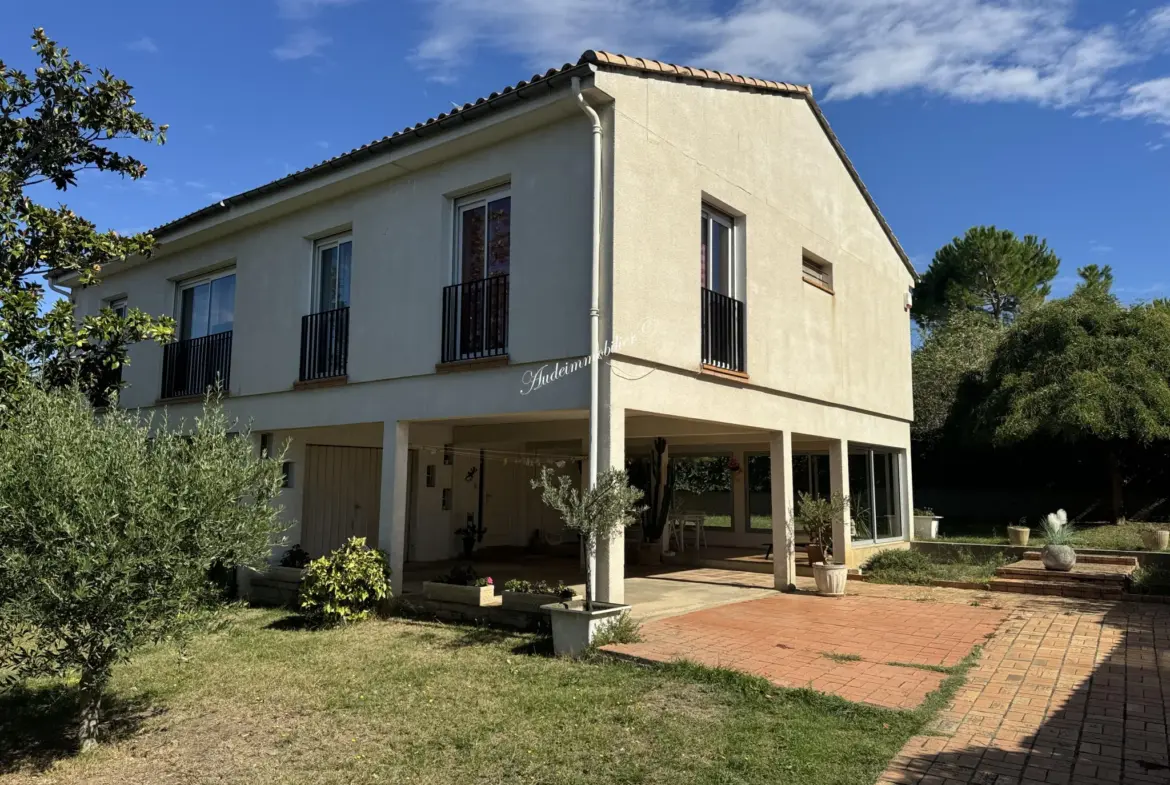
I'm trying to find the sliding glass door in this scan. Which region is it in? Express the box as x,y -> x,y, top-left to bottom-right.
849,446 -> 905,544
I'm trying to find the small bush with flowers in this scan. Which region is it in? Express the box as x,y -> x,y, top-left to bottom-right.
432,564 -> 493,587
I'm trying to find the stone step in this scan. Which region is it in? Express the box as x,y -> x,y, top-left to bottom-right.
1022,551 -> 1138,567
987,578 -> 1124,600
995,565 -> 1132,584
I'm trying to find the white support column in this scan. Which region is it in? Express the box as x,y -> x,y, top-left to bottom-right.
828,438 -> 851,566
769,431 -> 796,591
596,405 -> 626,604
378,421 -> 410,596
902,449 -> 914,541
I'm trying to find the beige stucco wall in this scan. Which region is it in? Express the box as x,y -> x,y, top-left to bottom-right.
73,110 -> 594,413
598,70 -> 915,421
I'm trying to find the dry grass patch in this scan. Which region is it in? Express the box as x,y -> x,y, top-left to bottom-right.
2,608 -> 942,785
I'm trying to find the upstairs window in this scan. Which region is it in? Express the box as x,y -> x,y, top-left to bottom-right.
700,206 -> 734,296
109,297 -> 128,319
455,187 -> 511,283
314,234 -> 352,312
802,254 -> 834,292
178,269 -> 236,340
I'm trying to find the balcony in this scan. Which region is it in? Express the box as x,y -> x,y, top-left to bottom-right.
441,275 -> 509,364
300,306 -> 350,382
701,287 -> 746,374
160,331 -> 233,399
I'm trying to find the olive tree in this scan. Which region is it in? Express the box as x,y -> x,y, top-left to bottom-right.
0,387 -> 287,749
532,466 -> 643,610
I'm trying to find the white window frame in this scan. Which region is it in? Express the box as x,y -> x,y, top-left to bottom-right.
175,267 -> 236,339
452,185 -> 511,284
701,205 -> 738,299
311,233 -> 352,313
107,297 -> 128,319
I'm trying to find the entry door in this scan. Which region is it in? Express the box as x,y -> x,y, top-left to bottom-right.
301,445 -> 383,557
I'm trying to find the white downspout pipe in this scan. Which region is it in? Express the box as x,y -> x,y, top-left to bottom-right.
572,75 -> 603,602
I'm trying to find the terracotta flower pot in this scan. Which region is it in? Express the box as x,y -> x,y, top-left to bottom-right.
806,545 -> 826,565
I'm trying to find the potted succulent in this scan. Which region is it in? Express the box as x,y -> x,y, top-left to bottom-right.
912,508 -> 943,540
1039,509 -> 1076,571
422,564 -> 495,605
1141,527 -> 1170,551
796,491 -> 849,597
501,579 -> 576,613
1007,518 -> 1031,547
531,465 -> 645,656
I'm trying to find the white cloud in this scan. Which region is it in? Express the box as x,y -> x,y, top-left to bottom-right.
272,28 -> 332,61
184,180 -> 207,189
276,0 -> 360,19
207,191 -> 228,202
1119,77 -> 1170,125
127,36 -> 158,54
413,0 -> 1170,122
315,140 -> 330,149
1089,241 -> 1113,253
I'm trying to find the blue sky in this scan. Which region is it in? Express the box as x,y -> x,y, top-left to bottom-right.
10,0 -> 1170,301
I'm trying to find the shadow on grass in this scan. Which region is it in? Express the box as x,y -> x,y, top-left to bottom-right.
263,614 -> 315,632
0,681 -> 162,774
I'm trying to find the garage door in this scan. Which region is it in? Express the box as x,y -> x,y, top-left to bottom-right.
301,445 -> 383,557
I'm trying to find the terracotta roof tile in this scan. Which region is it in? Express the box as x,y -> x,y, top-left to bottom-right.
142,50 -> 910,276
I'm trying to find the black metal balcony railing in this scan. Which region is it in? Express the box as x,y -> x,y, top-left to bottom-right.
701,287 -> 746,373
160,331 -> 233,399
299,306 -> 350,381
441,274 -> 509,363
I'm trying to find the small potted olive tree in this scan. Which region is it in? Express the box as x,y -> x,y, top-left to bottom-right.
531,465 -> 644,656
1039,509 -> 1076,571
796,492 -> 850,597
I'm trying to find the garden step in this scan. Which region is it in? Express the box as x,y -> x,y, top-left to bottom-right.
994,563 -> 1133,585
987,577 -> 1124,600
1021,551 -> 1138,567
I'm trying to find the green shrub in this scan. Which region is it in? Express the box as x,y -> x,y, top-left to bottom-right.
862,548 -> 1007,586
299,537 -> 391,626
862,549 -> 934,576
502,579 -> 575,599
1131,565 -> 1170,595
590,610 -> 642,647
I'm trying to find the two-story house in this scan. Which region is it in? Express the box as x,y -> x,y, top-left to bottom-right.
58,51 -> 917,603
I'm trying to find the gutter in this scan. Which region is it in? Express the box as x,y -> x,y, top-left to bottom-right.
572,75 -> 603,602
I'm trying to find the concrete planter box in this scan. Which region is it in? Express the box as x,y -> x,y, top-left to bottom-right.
422,582 -> 495,606
501,591 -> 571,613
813,563 -> 849,596
912,515 -> 942,540
543,601 -> 631,657
238,565 -> 306,608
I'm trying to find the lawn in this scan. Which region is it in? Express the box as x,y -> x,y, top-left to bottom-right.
933,520 -> 1167,551
0,608 -> 942,785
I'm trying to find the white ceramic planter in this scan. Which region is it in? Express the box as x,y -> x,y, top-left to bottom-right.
501,591 -> 571,613
912,515 -> 942,540
1141,530 -> 1170,551
813,563 -> 849,596
422,582 -> 495,606
1007,526 -> 1031,547
543,600 -> 631,656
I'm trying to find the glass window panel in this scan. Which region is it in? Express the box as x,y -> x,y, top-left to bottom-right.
208,275 -> 235,334
318,245 -> 338,311
848,453 -> 873,541
713,220 -> 731,295
746,453 -> 771,530
673,455 -> 733,529
181,283 -> 210,340
813,455 -> 831,499
700,216 -> 708,289
460,205 -> 485,282
486,197 -> 510,277
874,451 -> 900,539
792,454 -> 812,499
336,241 -> 352,307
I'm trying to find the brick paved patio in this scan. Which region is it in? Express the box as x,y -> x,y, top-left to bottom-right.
604,592 -> 1007,709
625,566 -> 1170,785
